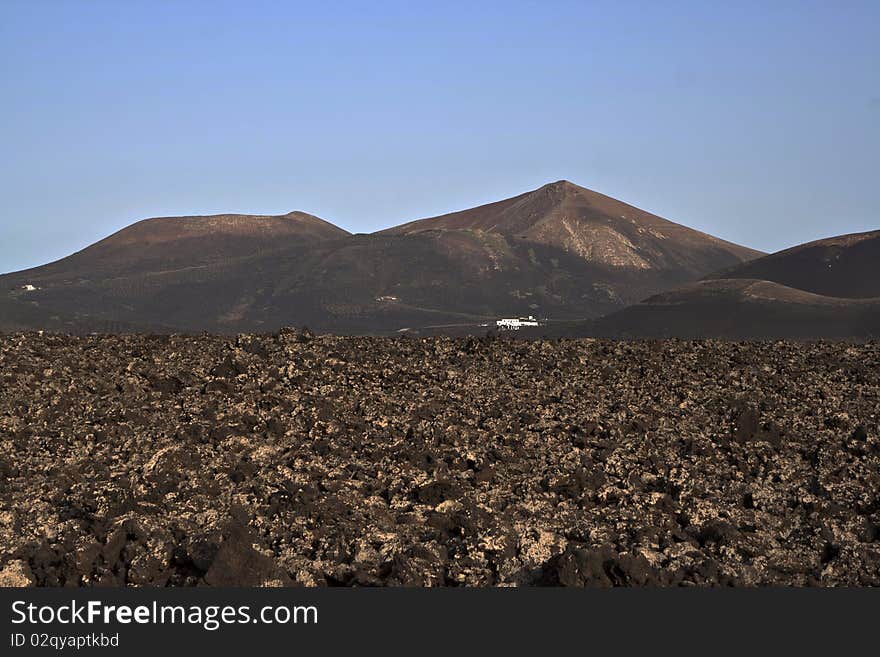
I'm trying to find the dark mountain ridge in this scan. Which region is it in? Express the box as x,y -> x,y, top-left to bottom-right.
707,229 -> 880,299
582,279 -> 880,340
562,229 -> 880,340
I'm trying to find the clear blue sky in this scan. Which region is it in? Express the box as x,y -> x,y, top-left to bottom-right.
2,0 -> 878,274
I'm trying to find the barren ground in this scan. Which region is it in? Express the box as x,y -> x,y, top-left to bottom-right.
0,332 -> 878,586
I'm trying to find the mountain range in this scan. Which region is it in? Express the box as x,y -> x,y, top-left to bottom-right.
1,181 -> 876,339
0,180 -> 761,334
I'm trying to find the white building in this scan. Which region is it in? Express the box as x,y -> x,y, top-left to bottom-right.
496,315 -> 540,330
21,284 -> 39,292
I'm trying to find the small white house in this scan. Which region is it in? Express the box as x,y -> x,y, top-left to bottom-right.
496,315 -> 540,330
21,284 -> 39,292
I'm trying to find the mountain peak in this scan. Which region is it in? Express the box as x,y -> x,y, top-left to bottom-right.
534,179 -> 589,198
383,180 -> 761,271
543,179 -> 579,191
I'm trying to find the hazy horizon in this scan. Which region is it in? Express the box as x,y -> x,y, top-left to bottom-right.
2,0 -> 878,274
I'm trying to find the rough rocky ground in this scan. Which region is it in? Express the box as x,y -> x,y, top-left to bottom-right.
0,332 -> 878,587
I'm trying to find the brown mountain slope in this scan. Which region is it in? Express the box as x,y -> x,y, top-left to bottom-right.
707,229 -> 880,298
387,180 -> 763,275
8,211 -> 350,280
552,279 -> 880,340
0,183 -> 763,334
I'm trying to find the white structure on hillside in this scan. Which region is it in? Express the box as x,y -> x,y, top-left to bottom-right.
496,315 -> 540,330
21,284 -> 39,292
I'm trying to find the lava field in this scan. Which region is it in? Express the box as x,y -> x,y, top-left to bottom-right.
0,331 -> 878,587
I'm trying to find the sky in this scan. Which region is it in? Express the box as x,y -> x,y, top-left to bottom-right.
1,0 -> 878,274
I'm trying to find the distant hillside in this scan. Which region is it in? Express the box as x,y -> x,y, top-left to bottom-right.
572,279 -> 880,340
708,230 -> 880,298
8,211 -> 349,280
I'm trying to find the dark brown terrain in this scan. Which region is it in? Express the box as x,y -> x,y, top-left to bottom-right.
709,230 -> 880,298
582,279 -> 880,340
1,332 -> 878,587
0,181 -> 762,335
552,230 -> 880,340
